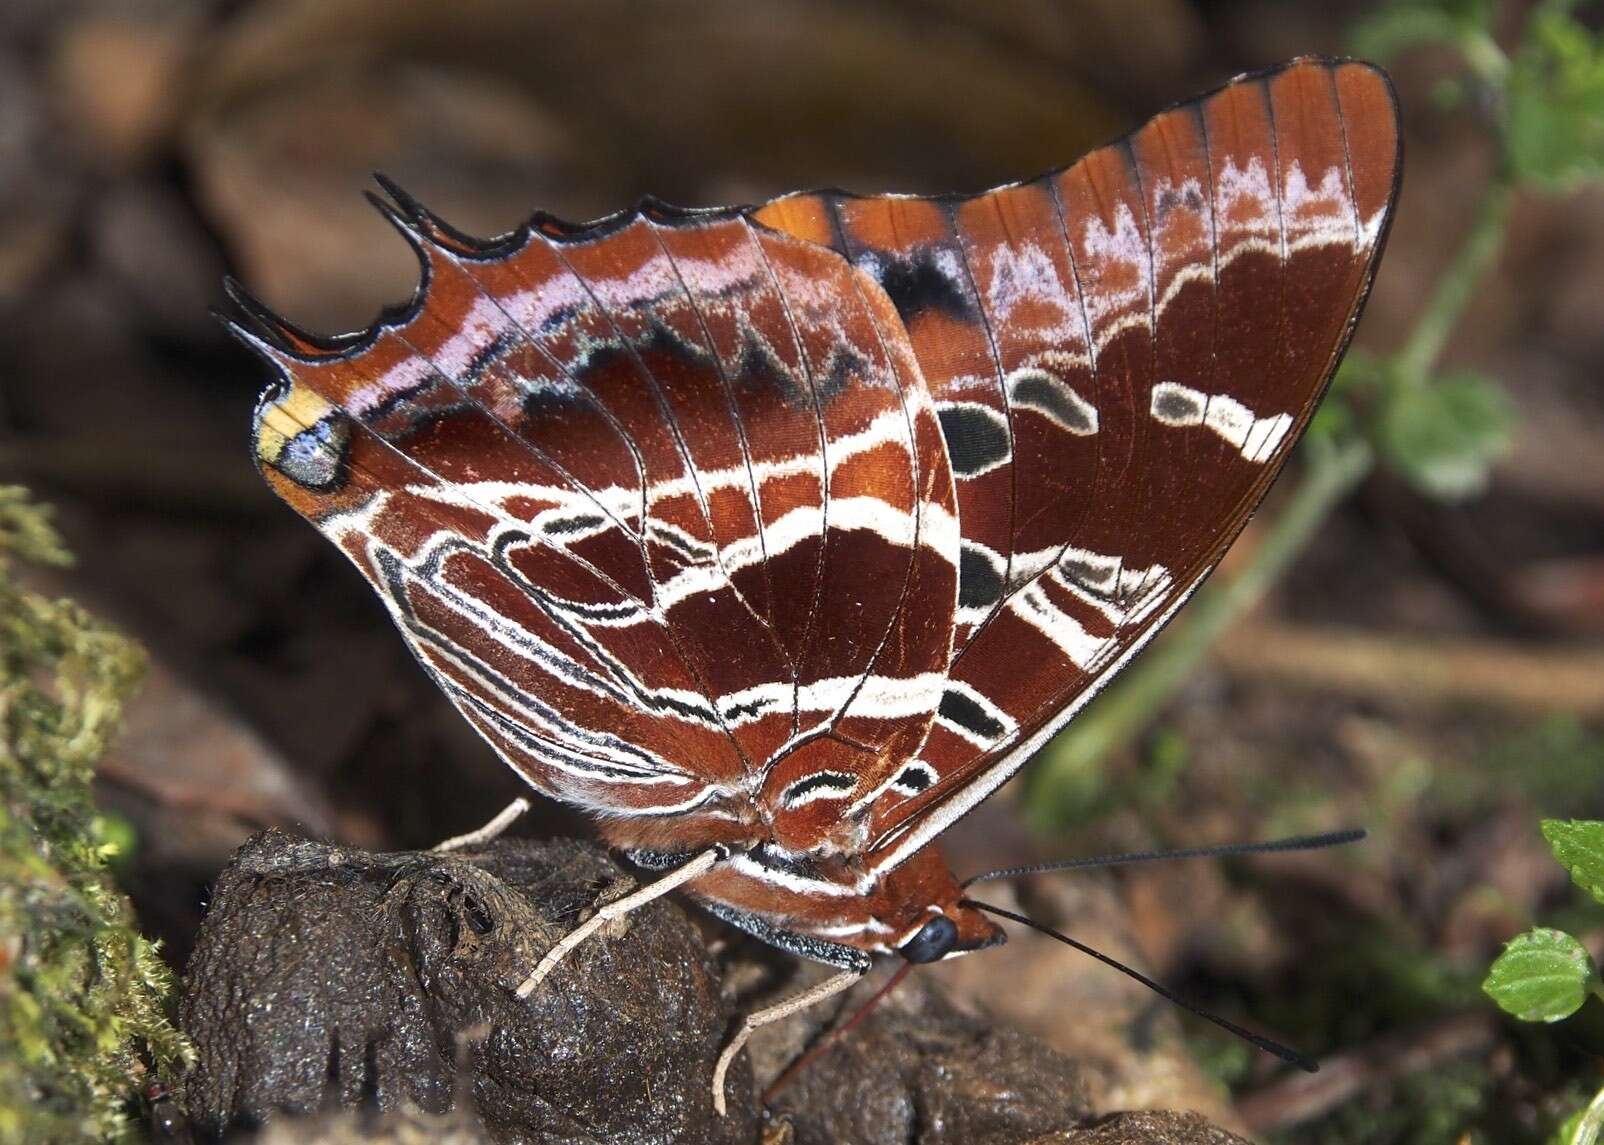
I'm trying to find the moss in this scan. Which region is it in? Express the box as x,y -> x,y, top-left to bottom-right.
0,487 -> 191,1143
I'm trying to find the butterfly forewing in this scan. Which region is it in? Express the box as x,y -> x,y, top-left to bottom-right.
754,58 -> 1400,866
247,201 -> 961,856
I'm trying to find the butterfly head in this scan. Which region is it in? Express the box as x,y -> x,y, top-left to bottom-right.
875,845 -> 1005,963
895,906 -> 1002,963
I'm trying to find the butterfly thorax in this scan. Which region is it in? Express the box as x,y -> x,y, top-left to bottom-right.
662,838 -> 1002,967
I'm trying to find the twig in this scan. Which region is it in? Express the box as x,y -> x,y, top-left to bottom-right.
1395,177 -> 1514,385
1213,620 -> 1604,715
1235,1011 -> 1498,1133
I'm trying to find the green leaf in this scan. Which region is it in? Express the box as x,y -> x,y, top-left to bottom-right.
1543,819 -> 1604,905
1484,927 -> 1597,1021
1376,370 -> 1515,500
1308,353 -> 1383,448
1506,2 -> 1604,191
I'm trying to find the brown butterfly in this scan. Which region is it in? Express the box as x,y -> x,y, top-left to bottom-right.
233,56 -> 1400,1110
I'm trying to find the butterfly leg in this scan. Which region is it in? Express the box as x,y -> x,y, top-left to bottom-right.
515,844 -> 729,998
711,967 -> 865,1116
432,797 -> 532,852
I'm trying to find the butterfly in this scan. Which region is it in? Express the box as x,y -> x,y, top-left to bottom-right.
232,55 -> 1399,1110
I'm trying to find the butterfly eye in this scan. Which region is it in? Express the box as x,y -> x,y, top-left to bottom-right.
899,914 -> 958,963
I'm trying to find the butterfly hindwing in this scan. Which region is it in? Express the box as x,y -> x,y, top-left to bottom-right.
753,57 -> 1400,867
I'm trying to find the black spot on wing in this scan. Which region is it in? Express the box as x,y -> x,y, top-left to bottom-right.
1154,181 -> 1207,221
957,544 -> 1004,610
1059,555 -> 1116,599
938,688 -> 1006,741
723,695 -> 773,721
637,315 -> 716,367
782,771 -> 859,805
865,249 -> 973,323
937,404 -> 1011,477
461,330 -> 515,385
737,333 -> 811,411
544,512 -> 605,536
1010,370 -> 1096,434
1153,386 -> 1203,422
816,344 -> 870,406
892,763 -> 935,794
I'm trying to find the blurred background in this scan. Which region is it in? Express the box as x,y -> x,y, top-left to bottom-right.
2,0 -> 1602,1141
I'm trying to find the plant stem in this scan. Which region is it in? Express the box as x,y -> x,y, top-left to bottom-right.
1395,176 -> 1514,384
1025,435 -> 1374,822
1572,1081 -> 1604,1145
1458,28 -> 1511,88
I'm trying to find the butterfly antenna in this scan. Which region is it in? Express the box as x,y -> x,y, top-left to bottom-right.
960,828 -> 1365,889
961,898 -> 1316,1072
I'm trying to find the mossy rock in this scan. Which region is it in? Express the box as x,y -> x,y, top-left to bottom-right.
0,488 -> 191,1143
